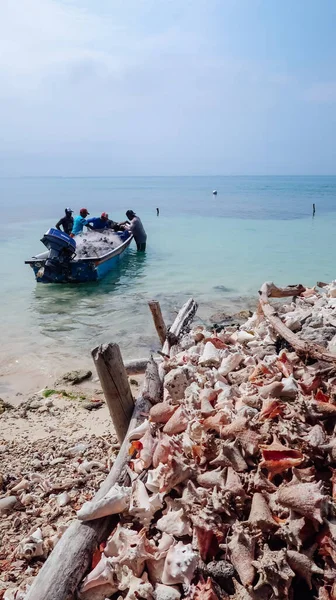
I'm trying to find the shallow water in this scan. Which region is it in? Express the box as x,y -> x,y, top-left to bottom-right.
1,176 -> 335,396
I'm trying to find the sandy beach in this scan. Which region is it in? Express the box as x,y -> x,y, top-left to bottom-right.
0,372 -> 143,597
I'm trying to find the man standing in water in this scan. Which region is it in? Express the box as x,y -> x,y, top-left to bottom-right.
56,208 -> 74,235
123,210 -> 147,251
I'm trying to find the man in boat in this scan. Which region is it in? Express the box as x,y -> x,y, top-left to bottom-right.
122,210 -> 147,251
70,208 -> 95,237
85,212 -> 114,230
55,208 -> 74,235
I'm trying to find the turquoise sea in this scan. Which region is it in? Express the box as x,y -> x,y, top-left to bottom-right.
1,176 -> 335,397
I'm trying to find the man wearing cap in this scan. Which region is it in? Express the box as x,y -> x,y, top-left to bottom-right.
71,208 -> 94,237
85,212 -> 114,230
124,210 -> 147,251
56,208 -> 74,236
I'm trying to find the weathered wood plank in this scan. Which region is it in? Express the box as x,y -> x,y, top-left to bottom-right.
92,343 -> 134,443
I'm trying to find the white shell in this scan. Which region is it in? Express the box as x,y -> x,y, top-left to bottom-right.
129,479 -> 163,527
154,583 -> 181,600
127,419 -> 151,441
281,376 -> 298,398
199,342 -> 220,367
77,484 -> 130,521
0,496 -> 17,514
57,491 -> 71,507
156,507 -> 192,537
231,331 -> 255,344
162,542 -> 198,586
16,528 -> 44,560
218,352 -> 244,376
104,524 -> 139,558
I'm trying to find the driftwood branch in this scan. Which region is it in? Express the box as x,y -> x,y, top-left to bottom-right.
158,298 -> 197,381
148,300 -> 167,346
142,356 -> 163,405
259,281 -> 336,364
124,358 -> 148,375
25,390 -> 152,600
162,298 -> 198,356
258,281 -> 306,303
92,343 -> 134,443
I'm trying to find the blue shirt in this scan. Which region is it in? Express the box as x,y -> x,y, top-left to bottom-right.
72,215 -> 88,235
86,217 -> 110,230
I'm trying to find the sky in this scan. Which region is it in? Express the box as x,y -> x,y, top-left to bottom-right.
0,0 -> 336,176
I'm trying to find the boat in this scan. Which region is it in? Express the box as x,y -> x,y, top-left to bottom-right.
25,228 -> 133,283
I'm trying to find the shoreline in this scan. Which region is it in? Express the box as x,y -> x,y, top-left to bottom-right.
0,297 -> 257,404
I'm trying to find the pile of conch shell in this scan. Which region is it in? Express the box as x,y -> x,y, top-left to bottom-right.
74,281 -> 336,600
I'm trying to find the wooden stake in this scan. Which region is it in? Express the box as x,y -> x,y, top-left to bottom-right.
92,343 -> 134,443
24,395 -> 151,600
148,300 -> 167,346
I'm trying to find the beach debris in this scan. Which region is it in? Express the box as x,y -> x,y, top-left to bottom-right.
0,429 -> 117,594
0,496 -> 18,515
7,280 -> 336,599
0,398 -> 14,415
82,400 -> 104,411
55,369 -> 92,386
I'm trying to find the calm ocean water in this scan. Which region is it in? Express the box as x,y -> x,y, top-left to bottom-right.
1,176 -> 336,396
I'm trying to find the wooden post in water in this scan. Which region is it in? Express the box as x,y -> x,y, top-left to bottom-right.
313,203 -> 316,216
148,300 -> 167,346
92,343 -> 134,443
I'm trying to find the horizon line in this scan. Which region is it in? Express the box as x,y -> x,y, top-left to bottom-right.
1,174 -> 336,179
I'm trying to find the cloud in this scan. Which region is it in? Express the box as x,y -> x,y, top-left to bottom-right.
0,0 -> 335,175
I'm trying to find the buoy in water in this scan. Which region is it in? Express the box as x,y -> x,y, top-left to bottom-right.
212,190 -> 217,195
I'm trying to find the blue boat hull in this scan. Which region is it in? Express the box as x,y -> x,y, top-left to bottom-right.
26,232 -> 133,283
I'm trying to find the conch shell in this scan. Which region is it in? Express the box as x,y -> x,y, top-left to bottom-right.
150,402 -> 178,424
77,483 -> 130,520
16,528 -> 44,560
154,583 -> 181,600
157,506 -> 192,537
199,342 -> 220,367
80,553 -> 116,593
163,406 -> 189,435
259,436 -> 303,479
246,492 -> 278,532
228,524 -> 255,587
162,542 -> 198,586
218,353 -> 244,376
129,479 -> 163,527
277,480 -> 327,524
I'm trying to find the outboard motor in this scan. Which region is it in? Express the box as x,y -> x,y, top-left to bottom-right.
41,228 -> 76,274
